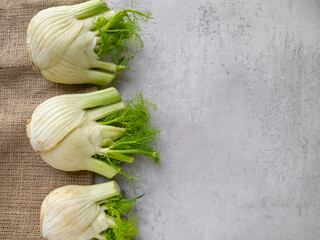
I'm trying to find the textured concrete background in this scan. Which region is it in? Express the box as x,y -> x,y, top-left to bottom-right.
96,0 -> 320,239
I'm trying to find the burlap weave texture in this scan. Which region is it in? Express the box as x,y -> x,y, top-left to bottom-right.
0,1 -> 95,239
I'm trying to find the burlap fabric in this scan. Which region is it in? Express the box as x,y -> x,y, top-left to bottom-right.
0,1 -> 95,239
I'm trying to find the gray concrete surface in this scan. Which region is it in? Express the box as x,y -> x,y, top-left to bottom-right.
95,0 -> 320,239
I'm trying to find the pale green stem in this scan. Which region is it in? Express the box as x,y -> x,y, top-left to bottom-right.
101,138 -> 114,147
86,158 -> 118,178
86,181 -> 120,202
101,125 -> 126,140
109,149 -> 159,160
84,10 -> 116,30
87,101 -> 126,121
94,61 -> 131,73
86,70 -> 116,86
81,87 -> 121,109
73,0 -> 108,19
105,216 -> 116,227
100,148 -> 135,163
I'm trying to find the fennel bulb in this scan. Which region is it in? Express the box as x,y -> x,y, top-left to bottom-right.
27,0 -> 151,85
41,181 -> 140,240
27,89 -> 160,180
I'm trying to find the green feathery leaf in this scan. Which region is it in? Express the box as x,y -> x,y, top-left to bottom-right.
94,9 -> 152,64
93,92 -> 160,183
101,92 -> 160,163
99,192 -> 143,240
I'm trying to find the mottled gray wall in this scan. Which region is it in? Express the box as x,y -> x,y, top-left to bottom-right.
96,0 -> 320,239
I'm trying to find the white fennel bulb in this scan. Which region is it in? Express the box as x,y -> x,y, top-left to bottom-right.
27,87 -> 122,152
27,0 -> 151,85
27,89 -> 160,180
41,181 -> 140,240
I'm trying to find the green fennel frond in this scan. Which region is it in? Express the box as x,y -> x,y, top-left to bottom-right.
94,9 -> 152,64
101,92 -> 160,164
100,192 -> 143,240
93,92 -> 160,183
